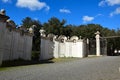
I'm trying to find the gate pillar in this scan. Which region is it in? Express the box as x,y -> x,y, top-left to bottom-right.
95,31 -> 101,56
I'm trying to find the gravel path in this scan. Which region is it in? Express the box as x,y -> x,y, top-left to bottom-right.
0,56 -> 120,80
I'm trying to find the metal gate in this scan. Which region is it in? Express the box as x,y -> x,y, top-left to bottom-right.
103,36 -> 120,56
89,39 -> 96,55
87,38 -> 107,55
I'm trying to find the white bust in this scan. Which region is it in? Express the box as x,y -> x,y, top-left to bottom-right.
29,27 -> 33,34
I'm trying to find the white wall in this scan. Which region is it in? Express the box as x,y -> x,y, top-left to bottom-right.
12,31 -> 19,60
24,35 -> 33,60
40,37 -> 87,60
1,28 -> 33,61
54,41 -> 86,58
0,21 -> 33,66
0,22 -> 6,65
53,41 -> 59,58
40,39 -> 54,60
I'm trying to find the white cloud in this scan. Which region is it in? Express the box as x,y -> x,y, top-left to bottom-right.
99,0 -> 120,6
59,8 -> 71,13
2,0 -> 11,3
16,0 -> 50,11
82,16 -> 94,23
110,7 -> 120,16
99,0 -> 106,6
95,14 -> 103,17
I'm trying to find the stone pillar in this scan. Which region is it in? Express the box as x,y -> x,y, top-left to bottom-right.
86,38 -> 89,57
39,28 -> 45,60
95,31 -> 101,56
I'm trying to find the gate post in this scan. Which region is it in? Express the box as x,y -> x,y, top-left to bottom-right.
95,31 -> 101,56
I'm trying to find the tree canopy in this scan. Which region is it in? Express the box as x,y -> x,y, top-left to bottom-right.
21,17 -> 42,51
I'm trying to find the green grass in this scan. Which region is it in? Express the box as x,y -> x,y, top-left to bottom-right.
51,57 -> 80,63
0,67 -> 8,71
88,55 -> 103,58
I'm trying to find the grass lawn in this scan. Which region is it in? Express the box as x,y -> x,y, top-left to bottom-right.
0,67 -> 9,71
51,57 -> 80,63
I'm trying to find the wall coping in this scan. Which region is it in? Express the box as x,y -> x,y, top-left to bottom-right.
41,36 -> 84,43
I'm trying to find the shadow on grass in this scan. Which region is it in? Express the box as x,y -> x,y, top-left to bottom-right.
1,59 -> 54,67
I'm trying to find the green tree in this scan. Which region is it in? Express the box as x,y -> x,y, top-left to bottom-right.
21,17 -> 42,51
43,17 -> 66,35
22,17 -> 33,28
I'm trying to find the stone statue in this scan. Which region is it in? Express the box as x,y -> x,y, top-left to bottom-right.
0,9 -> 6,15
39,28 -> 45,36
29,25 -> 36,34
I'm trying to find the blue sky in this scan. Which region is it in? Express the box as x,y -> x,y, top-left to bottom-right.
0,0 -> 120,29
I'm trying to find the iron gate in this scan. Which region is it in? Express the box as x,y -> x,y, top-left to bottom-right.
87,38 -> 107,55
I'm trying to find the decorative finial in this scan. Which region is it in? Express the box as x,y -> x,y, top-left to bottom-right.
29,27 -> 33,34
32,25 -> 37,28
67,36 -> 70,40
95,31 -> 100,35
0,9 -> 6,15
79,36 -> 82,40
6,19 -> 11,23
28,25 -> 36,34
39,27 -> 45,36
95,31 -> 100,39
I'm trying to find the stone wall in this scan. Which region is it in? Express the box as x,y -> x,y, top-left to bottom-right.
0,9 -> 33,65
40,39 -> 54,60
2,29 -> 33,61
53,40 -> 86,58
40,34 -> 87,60
0,22 -> 6,65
